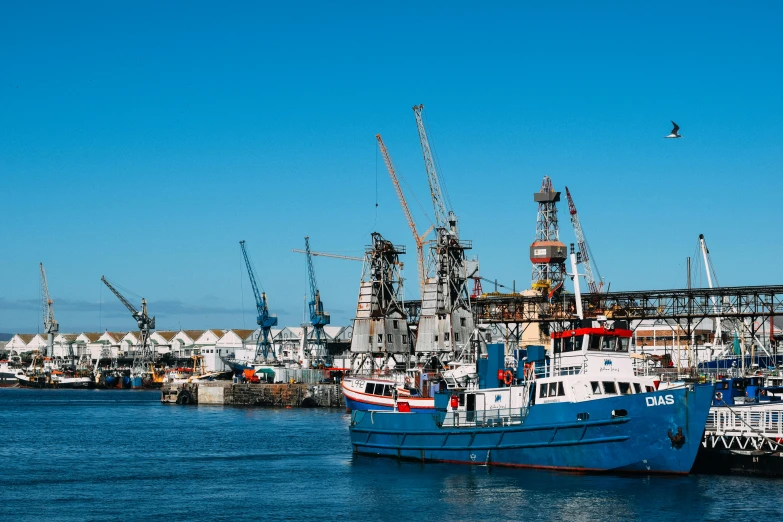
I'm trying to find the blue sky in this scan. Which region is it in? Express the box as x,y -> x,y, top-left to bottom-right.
2,2 -> 781,333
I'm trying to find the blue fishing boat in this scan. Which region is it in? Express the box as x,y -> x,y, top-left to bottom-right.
350,322 -> 714,474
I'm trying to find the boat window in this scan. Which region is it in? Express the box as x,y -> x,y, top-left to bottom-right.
618,382 -> 631,395
384,385 -> 393,397
539,384 -> 548,398
364,383 -> 374,394
590,381 -> 602,394
577,412 -> 590,421
633,383 -> 642,394
719,382 -> 729,389
549,382 -> 558,396
562,336 -> 580,352
558,382 -> 565,396
374,383 -> 386,395
602,381 -> 617,394
588,335 -> 602,351
601,337 -> 616,351
733,381 -> 745,389
645,385 -> 655,393
612,409 -> 628,418
553,338 -> 562,353
617,338 -> 629,352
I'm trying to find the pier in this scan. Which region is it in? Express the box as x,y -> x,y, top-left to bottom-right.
161,381 -> 345,408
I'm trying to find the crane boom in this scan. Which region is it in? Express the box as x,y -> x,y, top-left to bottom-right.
39,262 -> 59,357
412,104 -> 451,230
565,187 -> 604,293
101,276 -> 155,331
40,263 -> 58,334
240,240 -> 278,361
699,234 -> 722,345
291,249 -> 363,261
376,133 -> 429,295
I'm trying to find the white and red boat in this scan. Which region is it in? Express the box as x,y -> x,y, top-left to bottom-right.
342,376 -> 434,412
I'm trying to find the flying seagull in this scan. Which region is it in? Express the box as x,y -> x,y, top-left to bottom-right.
664,121 -> 682,138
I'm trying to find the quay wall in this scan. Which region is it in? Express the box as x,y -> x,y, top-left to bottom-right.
162,381 -> 345,408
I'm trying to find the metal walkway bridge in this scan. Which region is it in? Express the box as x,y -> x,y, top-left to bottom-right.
403,285 -> 783,328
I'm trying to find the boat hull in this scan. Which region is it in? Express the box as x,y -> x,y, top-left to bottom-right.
0,372 -> 19,387
52,378 -> 95,389
16,375 -> 95,389
350,384 -> 713,474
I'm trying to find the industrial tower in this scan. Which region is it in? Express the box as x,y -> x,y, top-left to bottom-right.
530,176 -> 567,294
412,104 -> 474,363
39,263 -> 59,358
349,232 -> 410,373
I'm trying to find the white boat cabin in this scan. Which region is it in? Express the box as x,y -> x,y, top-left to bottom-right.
446,324 -> 657,427
537,324 -> 657,404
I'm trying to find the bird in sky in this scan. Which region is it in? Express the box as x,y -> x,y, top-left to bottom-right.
664,121 -> 682,138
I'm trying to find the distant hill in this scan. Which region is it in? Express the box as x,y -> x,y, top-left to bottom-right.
0,333 -> 13,341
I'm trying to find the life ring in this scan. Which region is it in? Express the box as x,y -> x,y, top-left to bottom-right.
715,392 -> 723,401
503,370 -> 513,386
523,363 -> 531,372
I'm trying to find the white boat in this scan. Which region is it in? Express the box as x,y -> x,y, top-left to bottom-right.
0,357 -> 25,387
342,375 -> 435,412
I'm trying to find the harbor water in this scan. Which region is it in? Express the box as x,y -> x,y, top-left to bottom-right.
1,389 -> 781,521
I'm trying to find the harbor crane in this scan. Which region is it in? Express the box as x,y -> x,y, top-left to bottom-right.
39,262 -> 59,358
376,133 -> 432,296
411,104 -> 474,363
240,240 -> 278,361
304,236 -> 331,366
565,187 -> 605,293
100,276 -> 156,378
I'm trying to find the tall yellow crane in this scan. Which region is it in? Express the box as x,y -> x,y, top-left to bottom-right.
376,133 -> 432,296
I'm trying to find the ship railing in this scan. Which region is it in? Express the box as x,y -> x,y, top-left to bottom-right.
438,406 -> 528,429
705,405 -> 783,437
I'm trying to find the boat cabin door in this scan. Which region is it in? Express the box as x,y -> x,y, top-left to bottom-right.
466,393 -> 476,422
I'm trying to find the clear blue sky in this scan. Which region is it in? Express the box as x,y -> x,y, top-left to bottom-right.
2,1 -> 781,334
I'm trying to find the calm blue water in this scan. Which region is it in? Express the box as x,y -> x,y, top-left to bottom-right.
0,389 -> 781,522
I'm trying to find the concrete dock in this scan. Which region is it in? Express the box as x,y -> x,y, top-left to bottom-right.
161,381 -> 345,408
